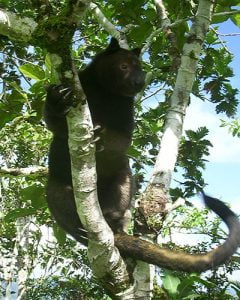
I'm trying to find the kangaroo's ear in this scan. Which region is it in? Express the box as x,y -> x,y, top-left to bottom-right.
132,48 -> 141,57
105,38 -> 120,52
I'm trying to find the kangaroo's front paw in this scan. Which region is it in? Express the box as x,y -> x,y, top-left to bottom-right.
46,84 -> 73,115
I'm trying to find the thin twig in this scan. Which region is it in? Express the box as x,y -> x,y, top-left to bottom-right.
141,83 -> 167,102
210,26 -> 232,54
213,31 -> 240,37
213,10 -> 240,17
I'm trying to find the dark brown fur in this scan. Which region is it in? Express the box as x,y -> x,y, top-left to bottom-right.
44,38 -> 145,242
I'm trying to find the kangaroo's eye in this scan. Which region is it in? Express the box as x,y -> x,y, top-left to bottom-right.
120,63 -> 128,70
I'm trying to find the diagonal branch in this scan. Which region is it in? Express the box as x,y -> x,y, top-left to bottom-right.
89,3 -> 128,48
154,0 -> 181,67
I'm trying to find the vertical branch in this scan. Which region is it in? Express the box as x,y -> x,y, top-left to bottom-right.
67,90 -> 131,296
16,219 -> 32,300
152,0 -> 214,188
140,0 -> 215,216
2,218 -> 32,299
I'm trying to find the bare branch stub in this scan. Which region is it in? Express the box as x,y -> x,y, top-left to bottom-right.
134,185 -> 170,235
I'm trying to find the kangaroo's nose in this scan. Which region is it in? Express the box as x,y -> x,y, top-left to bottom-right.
132,72 -> 145,90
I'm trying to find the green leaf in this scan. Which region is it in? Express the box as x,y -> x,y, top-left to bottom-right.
231,13 -> 240,27
19,63 -> 45,81
162,272 -> 181,295
185,275 -> 215,289
7,81 -> 28,100
177,276 -> 196,297
45,53 -> 52,72
45,53 -> 53,80
130,22 -> 152,44
212,14 -> 230,24
4,207 -> 37,222
183,294 -> 201,299
20,184 -> 46,209
53,224 -> 67,245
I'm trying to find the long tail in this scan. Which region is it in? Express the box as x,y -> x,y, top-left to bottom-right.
114,194 -> 240,272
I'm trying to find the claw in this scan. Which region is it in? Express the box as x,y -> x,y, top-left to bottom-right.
77,227 -> 87,234
93,136 -> 101,143
59,87 -> 71,94
93,124 -> 102,131
62,90 -> 72,100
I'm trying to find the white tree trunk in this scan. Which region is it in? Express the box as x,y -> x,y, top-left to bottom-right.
66,103 -> 131,295
150,0 -> 214,190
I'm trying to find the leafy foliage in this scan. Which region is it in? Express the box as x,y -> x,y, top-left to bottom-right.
196,38 -> 239,117
173,127 -> 213,199
25,276 -> 108,300
221,118 -> 240,138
